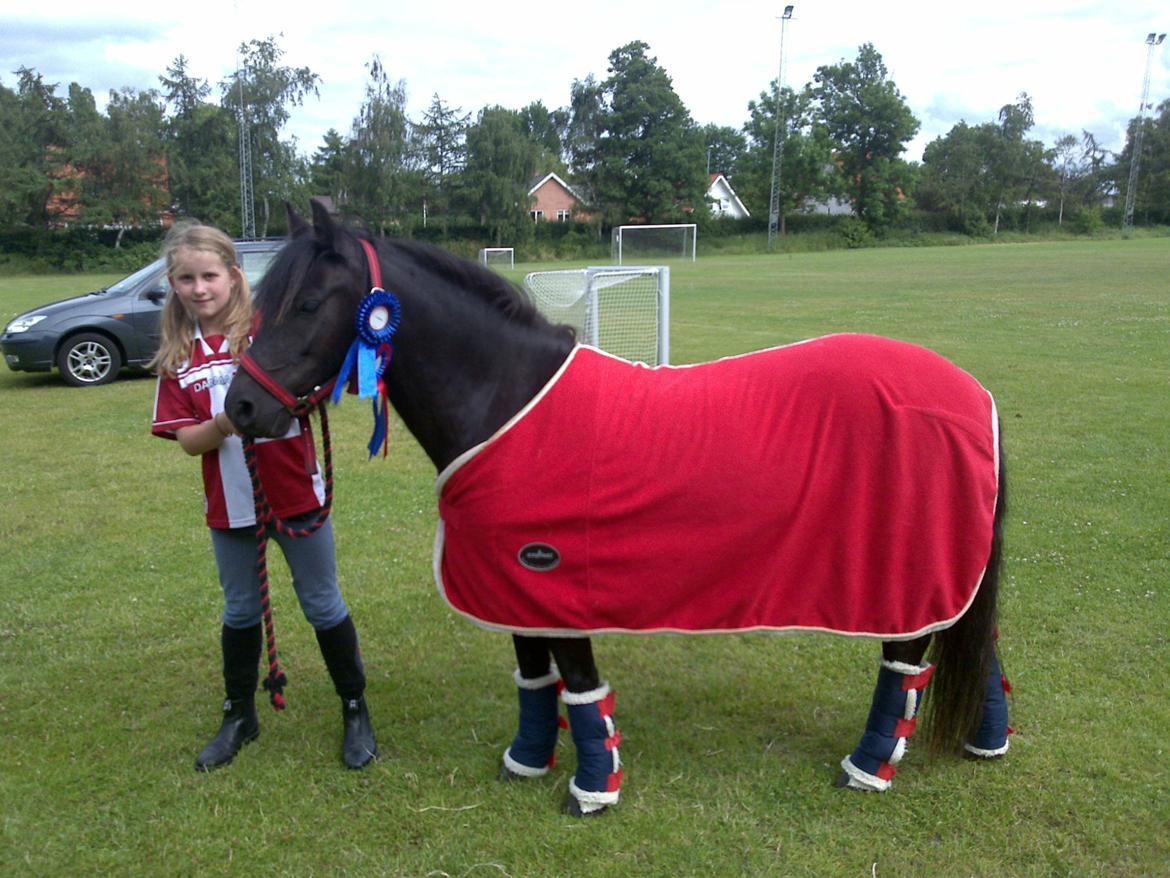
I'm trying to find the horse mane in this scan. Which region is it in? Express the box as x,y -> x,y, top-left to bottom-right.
255,216 -> 571,343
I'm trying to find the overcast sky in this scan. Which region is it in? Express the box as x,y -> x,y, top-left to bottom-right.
2,0 -> 1168,164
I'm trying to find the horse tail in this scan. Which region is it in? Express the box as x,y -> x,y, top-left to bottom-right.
924,421 -> 1006,757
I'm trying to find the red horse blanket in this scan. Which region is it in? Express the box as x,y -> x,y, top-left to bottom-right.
434,334 -> 999,638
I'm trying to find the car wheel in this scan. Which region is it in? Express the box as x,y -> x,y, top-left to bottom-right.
57,333 -> 123,386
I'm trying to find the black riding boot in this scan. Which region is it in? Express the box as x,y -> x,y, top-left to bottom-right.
316,616 -> 378,769
195,623 -> 262,771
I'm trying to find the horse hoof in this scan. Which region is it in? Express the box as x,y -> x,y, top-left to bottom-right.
833,770 -> 883,792
562,794 -> 608,818
499,764 -> 527,782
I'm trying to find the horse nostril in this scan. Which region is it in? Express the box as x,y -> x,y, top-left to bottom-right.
232,398 -> 254,426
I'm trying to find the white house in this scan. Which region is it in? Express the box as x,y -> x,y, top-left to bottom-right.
706,173 -> 751,219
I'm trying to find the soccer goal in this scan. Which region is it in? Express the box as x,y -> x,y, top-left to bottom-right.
479,247 -> 514,269
611,224 -> 696,265
522,266 -> 670,365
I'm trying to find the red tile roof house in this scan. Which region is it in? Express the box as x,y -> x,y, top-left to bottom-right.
527,172 -> 594,223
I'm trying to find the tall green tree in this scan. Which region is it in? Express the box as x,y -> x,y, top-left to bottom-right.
738,84 -> 833,228
811,43 -> 919,231
1117,98 -> 1170,225
74,88 -> 169,239
308,128 -> 350,206
0,68 -> 68,226
161,55 -> 238,228
346,56 -> 420,234
564,75 -> 606,206
590,41 -> 706,226
701,123 -> 746,179
463,105 -> 539,245
416,94 -> 470,233
223,36 -> 319,236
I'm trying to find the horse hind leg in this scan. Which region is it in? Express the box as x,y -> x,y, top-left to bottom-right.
548,637 -> 623,817
963,648 -> 1012,759
836,636 -> 934,792
500,635 -> 563,782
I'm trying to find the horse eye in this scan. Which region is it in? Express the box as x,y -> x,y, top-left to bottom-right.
299,298 -> 321,315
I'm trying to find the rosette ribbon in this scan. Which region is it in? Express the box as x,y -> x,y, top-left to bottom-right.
332,288 -> 401,458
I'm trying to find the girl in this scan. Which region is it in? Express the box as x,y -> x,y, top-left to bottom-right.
149,222 -> 377,771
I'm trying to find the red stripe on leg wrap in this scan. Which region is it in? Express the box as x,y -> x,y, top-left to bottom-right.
598,690 -> 616,718
606,731 -> 622,751
607,770 -> 624,793
876,762 -> 897,781
894,717 -> 918,738
902,665 -> 936,691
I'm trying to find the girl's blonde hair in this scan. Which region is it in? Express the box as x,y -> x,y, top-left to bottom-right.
148,222 -> 253,377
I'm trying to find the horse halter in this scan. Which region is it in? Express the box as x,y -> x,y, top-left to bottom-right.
237,238 -> 387,421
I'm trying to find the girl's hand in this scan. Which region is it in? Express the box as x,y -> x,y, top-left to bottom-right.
214,411 -> 237,437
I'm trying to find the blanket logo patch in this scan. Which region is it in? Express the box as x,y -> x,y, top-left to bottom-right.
518,543 -> 561,572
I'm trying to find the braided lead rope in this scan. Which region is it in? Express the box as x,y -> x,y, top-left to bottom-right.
241,405 -> 335,710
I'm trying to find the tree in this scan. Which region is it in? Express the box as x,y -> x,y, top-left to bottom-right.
416,94 -> 470,232
518,100 -> 567,170
738,84 -> 833,228
223,36 -> 320,236
463,105 -> 540,245
811,43 -> 919,231
75,88 -> 169,239
701,124 -> 747,179
1116,98 -> 1170,226
346,56 -> 419,234
308,128 -> 350,207
564,75 -> 606,206
1050,133 -> 1083,225
0,68 -> 68,226
591,41 -> 707,226
161,57 -> 238,227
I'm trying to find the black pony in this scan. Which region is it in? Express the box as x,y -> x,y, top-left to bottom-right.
226,202 -> 1011,816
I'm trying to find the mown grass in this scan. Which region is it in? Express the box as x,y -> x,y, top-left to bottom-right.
2,238 -> 1168,876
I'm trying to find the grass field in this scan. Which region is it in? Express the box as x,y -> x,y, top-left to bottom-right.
2,238 -> 1168,876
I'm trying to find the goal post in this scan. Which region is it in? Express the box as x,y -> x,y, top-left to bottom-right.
611,224 -> 696,265
522,266 -> 670,365
479,247 -> 514,269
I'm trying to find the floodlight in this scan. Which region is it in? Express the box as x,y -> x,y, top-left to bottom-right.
783,5 -> 794,18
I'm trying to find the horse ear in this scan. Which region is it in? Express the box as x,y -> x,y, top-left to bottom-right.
309,197 -> 339,248
287,203 -> 311,237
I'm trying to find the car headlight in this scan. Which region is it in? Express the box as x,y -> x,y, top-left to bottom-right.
5,315 -> 47,333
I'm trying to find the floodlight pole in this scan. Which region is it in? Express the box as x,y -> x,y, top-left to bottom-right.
767,6 -> 794,250
236,57 -> 256,241
1122,32 -> 1166,229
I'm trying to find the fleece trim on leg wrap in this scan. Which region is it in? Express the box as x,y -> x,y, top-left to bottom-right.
502,667 -> 564,777
964,654 -> 1012,757
840,660 -> 935,792
563,683 -> 622,813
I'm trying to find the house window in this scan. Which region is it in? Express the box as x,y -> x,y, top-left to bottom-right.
557,209 -> 571,222
530,209 -> 544,222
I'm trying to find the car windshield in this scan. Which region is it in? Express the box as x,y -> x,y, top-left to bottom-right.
104,259 -> 165,295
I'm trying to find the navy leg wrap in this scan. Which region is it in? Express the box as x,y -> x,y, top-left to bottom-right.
502,668 -> 563,777
965,653 -> 1012,757
840,660 -> 935,792
563,683 -> 622,813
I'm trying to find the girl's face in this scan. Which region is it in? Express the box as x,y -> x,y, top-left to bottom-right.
168,246 -> 241,335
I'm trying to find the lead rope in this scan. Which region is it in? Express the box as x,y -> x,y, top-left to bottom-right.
241,404 -> 334,710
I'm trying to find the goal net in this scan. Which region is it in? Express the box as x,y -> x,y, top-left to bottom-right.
523,266 -> 670,365
479,247 -> 514,269
611,224 -> 696,265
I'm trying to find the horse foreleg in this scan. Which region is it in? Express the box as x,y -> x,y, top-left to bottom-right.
501,635 -> 563,781
548,637 -> 622,817
837,635 -> 934,792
